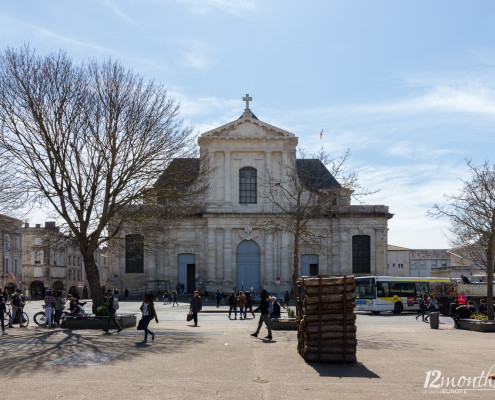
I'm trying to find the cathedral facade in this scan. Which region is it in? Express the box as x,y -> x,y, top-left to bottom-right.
107,96 -> 392,296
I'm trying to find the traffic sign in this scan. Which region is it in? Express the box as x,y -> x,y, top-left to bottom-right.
276,276 -> 280,282
77,281 -> 83,287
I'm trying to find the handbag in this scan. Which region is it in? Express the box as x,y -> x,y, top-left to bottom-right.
187,311 -> 194,321
137,318 -> 144,330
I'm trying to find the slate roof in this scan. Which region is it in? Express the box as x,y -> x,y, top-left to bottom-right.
296,159 -> 341,190
155,158 -> 340,191
154,158 -> 200,190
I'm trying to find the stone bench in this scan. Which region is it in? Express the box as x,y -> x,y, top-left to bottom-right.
61,314 -> 137,330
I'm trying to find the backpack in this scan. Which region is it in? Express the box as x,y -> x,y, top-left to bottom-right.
268,299 -> 274,313
113,299 -> 119,310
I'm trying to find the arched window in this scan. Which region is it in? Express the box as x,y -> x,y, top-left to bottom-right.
352,235 -> 370,273
239,167 -> 257,204
125,234 -> 144,273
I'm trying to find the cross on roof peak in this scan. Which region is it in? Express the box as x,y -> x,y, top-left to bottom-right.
243,94 -> 252,110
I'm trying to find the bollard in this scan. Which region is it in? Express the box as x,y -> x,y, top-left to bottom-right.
429,312 -> 440,329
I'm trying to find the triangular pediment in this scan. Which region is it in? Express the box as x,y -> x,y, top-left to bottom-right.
200,116 -> 295,140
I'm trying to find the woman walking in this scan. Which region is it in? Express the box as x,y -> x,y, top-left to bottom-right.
416,294 -> 427,322
140,293 -> 158,343
172,291 -> 179,307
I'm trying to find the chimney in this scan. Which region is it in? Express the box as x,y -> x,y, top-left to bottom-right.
45,221 -> 56,229
35,224 -> 41,228
24,223 -> 29,228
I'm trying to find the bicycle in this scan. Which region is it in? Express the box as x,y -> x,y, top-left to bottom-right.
34,305 -> 71,327
4,304 -> 29,328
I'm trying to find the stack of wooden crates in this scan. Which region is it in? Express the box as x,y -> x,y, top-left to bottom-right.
296,275 -> 357,363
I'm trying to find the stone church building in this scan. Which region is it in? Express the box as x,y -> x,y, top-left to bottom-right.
107,96 -> 392,295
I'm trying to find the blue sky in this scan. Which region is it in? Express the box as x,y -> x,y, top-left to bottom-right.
1,0 -> 495,248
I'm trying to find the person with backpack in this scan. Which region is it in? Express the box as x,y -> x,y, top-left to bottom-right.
104,292 -> 122,334
251,290 -> 273,340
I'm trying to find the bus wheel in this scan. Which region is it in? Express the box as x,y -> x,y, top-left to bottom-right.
393,302 -> 403,314
371,311 -> 381,315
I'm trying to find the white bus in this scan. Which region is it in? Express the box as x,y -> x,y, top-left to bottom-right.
355,276 -> 452,314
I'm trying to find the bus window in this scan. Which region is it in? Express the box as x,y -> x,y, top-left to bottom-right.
355,278 -> 375,299
416,282 -> 428,297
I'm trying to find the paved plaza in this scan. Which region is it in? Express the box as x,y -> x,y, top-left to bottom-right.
1,300 -> 494,399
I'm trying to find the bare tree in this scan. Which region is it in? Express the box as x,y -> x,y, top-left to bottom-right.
259,148 -> 377,312
0,46 -> 205,310
430,160 -> 495,320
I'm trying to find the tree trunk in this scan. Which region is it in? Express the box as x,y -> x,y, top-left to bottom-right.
81,249 -> 104,313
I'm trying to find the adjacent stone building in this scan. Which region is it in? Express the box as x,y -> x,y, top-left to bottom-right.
107,96 -> 393,296
0,214 -> 23,294
22,222 -> 108,299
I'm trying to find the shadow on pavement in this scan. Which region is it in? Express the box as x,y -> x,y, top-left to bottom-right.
1,327 -> 207,376
308,361 -> 380,378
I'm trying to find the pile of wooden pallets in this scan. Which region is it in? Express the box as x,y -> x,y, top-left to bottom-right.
296,275 -> 356,363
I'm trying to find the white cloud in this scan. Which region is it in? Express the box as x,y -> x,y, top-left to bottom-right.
177,0 -> 258,17
104,0 -> 137,26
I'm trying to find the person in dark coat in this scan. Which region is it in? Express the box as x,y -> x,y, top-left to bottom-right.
228,291 -> 237,319
251,290 -> 272,340
269,297 -> 281,319
140,293 -> 158,343
104,292 -> 122,334
189,290 -> 202,327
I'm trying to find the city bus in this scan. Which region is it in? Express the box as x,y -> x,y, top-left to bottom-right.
355,276 -> 452,314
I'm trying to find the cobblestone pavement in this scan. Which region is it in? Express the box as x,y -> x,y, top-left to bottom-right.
2,300 -> 494,399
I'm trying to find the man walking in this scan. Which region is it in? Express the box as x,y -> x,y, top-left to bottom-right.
105,292 -> 122,334
189,290 -> 202,327
251,290 -> 272,340
216,290 -> 222,308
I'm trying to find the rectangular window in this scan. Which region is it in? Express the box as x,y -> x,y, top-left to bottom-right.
125,234 -> 144,273
441,260 -> 447,267
4,235 -> 10,251
411,261 -> 417,269
419,260 -> 426,270
352,235 -> 370,274
355,277 -> 375,299
34,267 -> 42,277
239,168 -> 257,204
431,260 -> 437,268
34,237 -> 41,246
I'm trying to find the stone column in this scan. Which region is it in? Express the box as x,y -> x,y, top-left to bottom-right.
224,151 -> 231,203
281,231 -> 290,285
215,228 -> 224,281
224,228 -> 233,282
264,233 -> 274,289
207,227 -> 216,283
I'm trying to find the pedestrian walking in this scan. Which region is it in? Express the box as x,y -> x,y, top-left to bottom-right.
244,291 -> 255,318
228,291 -> 237,319
237,291 -> 247,319
104,292 -> 122,334
283,291 -> 291,309
216,290 -> 222,307
189,290 -> 202,327
424,295 -> 437,322
124,288 -> 129,301
251,290 -> 273,340
416,294 -> 427,322
140,293 -> 158,343
0,293 -> 7,335
172,291 -> 179,306
163,290 -> 169,305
